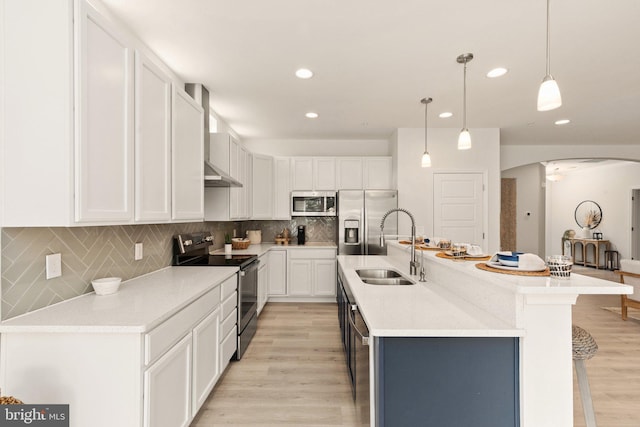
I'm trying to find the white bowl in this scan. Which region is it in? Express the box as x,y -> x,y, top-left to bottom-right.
91,277 -> 122,296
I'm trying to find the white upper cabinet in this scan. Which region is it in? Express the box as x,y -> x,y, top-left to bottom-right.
204,137 -> 250,221
135,51 -> 172,222
209,133 -> 232,176
291,158 -> 314,190
313,158 -> 337,190
76,2 -> 134,223
336,157 -> 364,190
273,157 -> 291,220
251,154 -> 274,219
364,157 -> 394,189
291,157 -> 336,191
172,88 -> 204,221
1,0 -> 204,227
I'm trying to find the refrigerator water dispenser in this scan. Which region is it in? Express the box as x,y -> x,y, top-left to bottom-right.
344,219 -> 360,244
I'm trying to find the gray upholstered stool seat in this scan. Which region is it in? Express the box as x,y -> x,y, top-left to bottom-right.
572,325 -> 598,427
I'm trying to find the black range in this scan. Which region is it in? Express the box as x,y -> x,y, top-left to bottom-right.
173,232 -> 258,360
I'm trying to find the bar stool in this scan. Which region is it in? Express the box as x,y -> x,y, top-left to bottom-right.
604,250 -> 619,271
573,325 -> 598,427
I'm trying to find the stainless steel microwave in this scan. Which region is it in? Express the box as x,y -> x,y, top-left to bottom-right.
291,191 -> 337,217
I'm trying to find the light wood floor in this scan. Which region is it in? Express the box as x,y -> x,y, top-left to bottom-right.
192,267 -> 640,426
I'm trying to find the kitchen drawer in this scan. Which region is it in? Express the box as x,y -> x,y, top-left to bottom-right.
288,248 -> 337,259
220,308 -> 237,339
221,291 -> 237,319
221,274 -> 237,300
144,286 -> 221,365
220,326 -> 237,371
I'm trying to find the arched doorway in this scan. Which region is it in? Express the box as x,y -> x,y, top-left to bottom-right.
501,159 -> 640,262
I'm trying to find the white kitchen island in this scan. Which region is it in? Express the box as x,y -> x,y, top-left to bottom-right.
338,242 -> 631,427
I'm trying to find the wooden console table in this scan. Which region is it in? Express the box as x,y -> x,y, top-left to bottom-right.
563,238 -> 610,269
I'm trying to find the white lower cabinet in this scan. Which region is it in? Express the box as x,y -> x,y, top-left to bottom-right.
268,249 -> 288,296
289,259 -> 313,295
314,259 -> 338,296
0,274 -> 238,427
144,334 -> 193,427
192,308 -> 221,414
287,248 -> 337,298
257,253 -> 270,314
219,275 -> 238,373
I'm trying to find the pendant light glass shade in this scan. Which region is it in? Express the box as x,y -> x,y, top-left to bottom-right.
456,53 -> 473,150
537,75 -> 562,111
421,152 -> 432,168
420,97 -> 433,168
537,0 -> 562,111
458,129 -> 472,150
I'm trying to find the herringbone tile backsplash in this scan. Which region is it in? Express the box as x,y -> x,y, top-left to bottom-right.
1,218 -> 336,320
1,222 -> 236,320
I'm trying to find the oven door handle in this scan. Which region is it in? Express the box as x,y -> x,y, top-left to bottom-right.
349,305 -> 370,346
239,259 -> 260,276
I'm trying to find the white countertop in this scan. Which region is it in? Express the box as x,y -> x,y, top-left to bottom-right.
338,242 -> 631,338
0,266 -> 238,334
338,255 -> 521,338
395,242 -> 632,296
211,242 -> 337,257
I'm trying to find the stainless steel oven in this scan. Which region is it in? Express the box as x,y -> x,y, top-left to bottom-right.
291,191 -> 337,217
173,231 -> 259,360
237,258 -> 258,358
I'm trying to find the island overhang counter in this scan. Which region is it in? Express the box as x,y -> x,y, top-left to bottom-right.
338,242 -> 631,427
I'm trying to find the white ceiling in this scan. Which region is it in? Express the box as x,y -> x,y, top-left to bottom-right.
100,0 -> 640,145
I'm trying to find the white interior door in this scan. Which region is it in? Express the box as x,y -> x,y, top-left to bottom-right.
433,173 -> 484,247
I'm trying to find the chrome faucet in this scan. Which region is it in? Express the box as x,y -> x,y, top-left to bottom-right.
379,208 -> 419,275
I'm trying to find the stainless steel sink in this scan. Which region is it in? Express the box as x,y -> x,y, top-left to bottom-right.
360,277 -> 415,286
356,268 -> 415,285
356,268 -> 402,278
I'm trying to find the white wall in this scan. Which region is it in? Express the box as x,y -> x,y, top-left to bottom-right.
546,161 -> 640,259
502,163 -> 546,256
501,144 -> 640,171
242,138 -> 390,157
395,128 -> 501,253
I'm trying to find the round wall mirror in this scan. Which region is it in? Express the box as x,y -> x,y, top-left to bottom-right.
574,200 -> 602,229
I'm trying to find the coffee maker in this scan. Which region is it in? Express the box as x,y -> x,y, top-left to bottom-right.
297,225 -> 306,245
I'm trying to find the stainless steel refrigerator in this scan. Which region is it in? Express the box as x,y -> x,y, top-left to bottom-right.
337,190 -> 398,255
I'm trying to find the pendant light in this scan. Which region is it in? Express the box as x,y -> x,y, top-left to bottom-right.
457,53 -> 473,150
537,0 -> 562,111
420,97 -> 433,168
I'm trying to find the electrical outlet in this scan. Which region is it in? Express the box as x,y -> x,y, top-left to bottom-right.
46,253 -> 62,279
134,242 -> 143,260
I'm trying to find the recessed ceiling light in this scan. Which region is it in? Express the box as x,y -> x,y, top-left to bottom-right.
305,112 -> 318,118
555,119 -> 570,125
439,112 -> 453,118
486,67 -> 508,78
295,68 -> 313,79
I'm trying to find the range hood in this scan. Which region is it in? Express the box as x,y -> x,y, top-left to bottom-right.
185,83 -> 242,188
203,159 -> 241,187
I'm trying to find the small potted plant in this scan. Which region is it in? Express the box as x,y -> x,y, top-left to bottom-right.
224,233 -> 232,254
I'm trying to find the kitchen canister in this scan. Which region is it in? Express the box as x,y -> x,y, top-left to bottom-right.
246,230 -> 262,244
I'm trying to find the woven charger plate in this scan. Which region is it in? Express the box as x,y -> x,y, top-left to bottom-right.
399,241 -> 443,251
476,262 -> 550,276
436,252 -> 491,261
